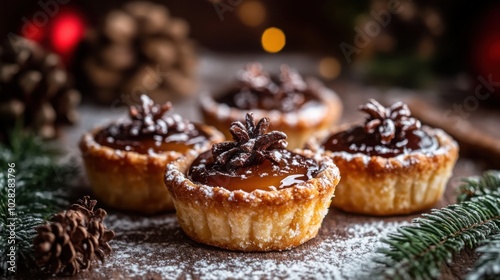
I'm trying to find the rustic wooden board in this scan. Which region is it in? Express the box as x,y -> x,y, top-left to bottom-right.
49,54 -> 499,279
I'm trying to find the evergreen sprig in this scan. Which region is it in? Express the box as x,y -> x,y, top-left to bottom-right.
0,128 -> 77,276
457,170 -> 500,203
467,233 -> 500,280
373,171 -> 500,280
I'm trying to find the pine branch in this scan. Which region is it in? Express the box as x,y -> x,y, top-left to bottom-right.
457,171 -> 500,203
466,234 -> 500,280
371,171 -> 500,280
0,128 -> 78,276
373,194 -> 500,279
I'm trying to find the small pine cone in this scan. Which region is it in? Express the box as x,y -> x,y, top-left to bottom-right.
79,1 -> 198,105
87,209 -> 115,262
0,36 -> 80,140
34,196 -> 115,276
34,215 -> 80,275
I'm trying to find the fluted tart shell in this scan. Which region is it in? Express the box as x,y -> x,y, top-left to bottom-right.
79,125 -> 224,214
306,126 -> 459,216
200,79 -> 342,150
164,151 -> 340,251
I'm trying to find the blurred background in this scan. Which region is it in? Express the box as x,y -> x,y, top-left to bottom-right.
2,0 -> 499,87
0,0 -> 499,143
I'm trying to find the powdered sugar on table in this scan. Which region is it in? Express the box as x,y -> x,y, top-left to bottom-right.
89,212 -> 409,279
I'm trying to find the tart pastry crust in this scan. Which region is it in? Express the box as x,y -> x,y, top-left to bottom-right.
200,79 -> 342,149
80,125 -> 223,214
164,151 -> 340,251
307,125 -> 458,216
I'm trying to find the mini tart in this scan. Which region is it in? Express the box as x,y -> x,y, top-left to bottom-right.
307,100 -> 459,216
80,125 -> 222,214
165,150 -> 339,251
164,113 -> 340,251
200,63 -> 342,149
79,96 -> 224,214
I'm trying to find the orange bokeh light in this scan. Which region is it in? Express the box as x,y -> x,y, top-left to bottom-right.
261,27 -> 285,53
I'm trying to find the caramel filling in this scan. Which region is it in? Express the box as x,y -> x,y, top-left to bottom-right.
95,125 -> 208,154
188,150 -> 318,192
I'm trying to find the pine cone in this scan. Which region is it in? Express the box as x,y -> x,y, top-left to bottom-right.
235,63 -> 309,112
34,196 -> 115,276
79,1 -> 198,105
359,99 -> 421,145
0,36 -> 81,139
212,113 -> 287,170
127,94 -> 193,136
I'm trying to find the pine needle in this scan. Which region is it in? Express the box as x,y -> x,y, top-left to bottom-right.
457,170 -> 500,203
373,171 -> 500,280
466,234 -> 500,280
0,128 -> 78,276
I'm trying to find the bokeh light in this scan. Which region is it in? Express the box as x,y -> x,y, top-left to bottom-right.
318,57 -> 341,80
261,27 -> 285,53
51,11 -> 85,56
489,40 -> 500,61
237,1 -> 266,27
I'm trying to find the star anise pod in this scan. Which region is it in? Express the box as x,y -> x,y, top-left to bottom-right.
212,113 -> 287,170
359,99 -> 421,144
34,196 -> 115,276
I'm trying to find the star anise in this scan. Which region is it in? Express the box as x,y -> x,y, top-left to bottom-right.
359,99 -> 421,144
212,113 -> 287,170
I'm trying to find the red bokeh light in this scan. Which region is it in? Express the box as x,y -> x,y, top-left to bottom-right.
50,11 -> 85,56
473,5 -> 500,90
488,40 -> 500,62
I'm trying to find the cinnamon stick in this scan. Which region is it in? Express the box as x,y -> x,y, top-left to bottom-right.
407,98 -> 500,169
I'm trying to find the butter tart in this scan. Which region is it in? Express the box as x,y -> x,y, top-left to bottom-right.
79,95 -> 224,214
165,113 -> 340,251
307,99 -> 459,216
200,63 -> 342,149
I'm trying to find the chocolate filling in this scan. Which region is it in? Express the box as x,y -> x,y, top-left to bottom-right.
322,99 -> 439,157
215,63 -> 321,112
323,126 -> 438,157
95,95 -> 208,154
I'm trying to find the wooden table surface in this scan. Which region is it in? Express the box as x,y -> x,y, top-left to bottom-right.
51,53 -> 499,280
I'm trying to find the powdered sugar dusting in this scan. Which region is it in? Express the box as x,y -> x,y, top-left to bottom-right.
91,212 -> 409,279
